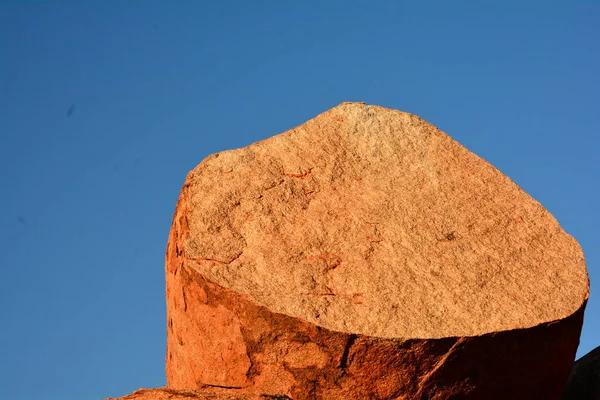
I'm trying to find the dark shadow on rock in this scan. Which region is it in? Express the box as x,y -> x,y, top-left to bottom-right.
562,345 -> 600,400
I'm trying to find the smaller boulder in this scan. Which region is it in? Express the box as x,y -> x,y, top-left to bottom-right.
562,345 -> 600,400
106,388 -> 291,400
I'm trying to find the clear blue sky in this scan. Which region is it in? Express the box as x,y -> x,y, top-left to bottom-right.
1,2 -> 598,399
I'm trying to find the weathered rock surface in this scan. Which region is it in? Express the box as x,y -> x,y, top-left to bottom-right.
106,388 -> 278,400
562,345 -> 600,400
166,102 -> 589,399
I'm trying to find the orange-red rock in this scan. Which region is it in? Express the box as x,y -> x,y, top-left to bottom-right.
165,102 -> 589,399
106,388 -> 275,400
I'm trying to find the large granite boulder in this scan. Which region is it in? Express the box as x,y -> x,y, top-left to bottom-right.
164,103 -> 589,399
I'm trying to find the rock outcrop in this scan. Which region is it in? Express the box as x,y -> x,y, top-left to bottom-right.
106,388 -> 279,399
562,345 -> 600,400
106,103 -> 590,399
161,102 -> 589,399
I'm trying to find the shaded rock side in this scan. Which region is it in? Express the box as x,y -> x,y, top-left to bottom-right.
166,102 -> 589,399
562,345 -> 600,400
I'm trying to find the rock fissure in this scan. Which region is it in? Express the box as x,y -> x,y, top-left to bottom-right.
339,334 -> 357,371
415,337 -> 468,396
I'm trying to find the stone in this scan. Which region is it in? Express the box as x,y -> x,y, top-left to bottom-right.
165,102 -> 589,399
562,345 -> 600,400
105,388 -> 283,400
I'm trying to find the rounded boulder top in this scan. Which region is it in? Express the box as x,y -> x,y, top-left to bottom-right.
179,102 -> 589,339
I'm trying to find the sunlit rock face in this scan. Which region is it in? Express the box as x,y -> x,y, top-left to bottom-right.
162,103 -> 588,399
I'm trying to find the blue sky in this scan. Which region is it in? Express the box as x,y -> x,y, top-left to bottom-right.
0,2 -> 598,399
